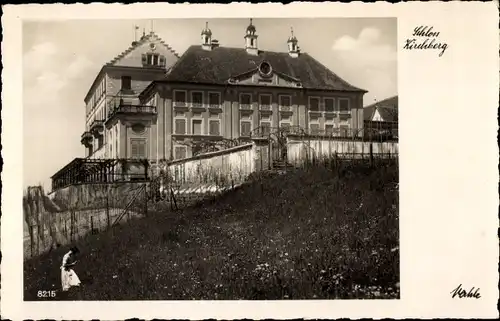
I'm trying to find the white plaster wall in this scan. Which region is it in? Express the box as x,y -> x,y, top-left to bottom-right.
167,144 -> 255,187
287,137 -> 398,163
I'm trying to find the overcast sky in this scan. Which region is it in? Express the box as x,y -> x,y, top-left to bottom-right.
23,18 -> 397,190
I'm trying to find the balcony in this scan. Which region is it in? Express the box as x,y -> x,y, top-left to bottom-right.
208,103 -> 223,112
173,100 -> 189,112
90,119 -> 104,137
80,131 -> 93,146
190,102 -> 206,112
106,95 -> 157,125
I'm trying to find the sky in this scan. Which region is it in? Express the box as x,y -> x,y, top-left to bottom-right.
23,18 -> 397,190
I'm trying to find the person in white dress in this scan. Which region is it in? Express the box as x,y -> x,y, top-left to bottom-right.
61,246 -> 81,291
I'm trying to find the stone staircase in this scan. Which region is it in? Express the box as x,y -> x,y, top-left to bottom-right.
271,159 -> 294,171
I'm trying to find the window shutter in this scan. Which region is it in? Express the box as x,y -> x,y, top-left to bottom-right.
209,120 -> 220,136
241,122 -> 251,136
159,55 -> 166,67
141,54 -> 147,66
175,119 -> 186,134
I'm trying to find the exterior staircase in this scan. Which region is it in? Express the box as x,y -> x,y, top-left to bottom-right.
272,159 -> 294,171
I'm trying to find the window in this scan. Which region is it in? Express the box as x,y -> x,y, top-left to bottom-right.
260,121 -> 271,135
174,90 -> 186,107
240,93 -> 252,109
142,53 -> 165,67
339,98 -> 350,113
325,124 -> 335,135
121,76 -> 132,91
209,120 -> 220,136
191,92 -> 203,107
209,92 -> 220,107
324,98 -> 335,112
174,146 -> 187,160
240,121 -> 252,137
340,125 -> 349,137
280,96 -> 292,107
260,94 -> 272,109
310,123 -> 320,135
175,119 -> 186,134
309,97 -> 320,111
97,136 -> 104,150
279,95 -> 291,111
130,139 -> 147,159
115,127 -> 118,158
192,119 -> 203,135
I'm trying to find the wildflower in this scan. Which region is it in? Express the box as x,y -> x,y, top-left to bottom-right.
320,270 -> 326,274
285,252 -> 288,256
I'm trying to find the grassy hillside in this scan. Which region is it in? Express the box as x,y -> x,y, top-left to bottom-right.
24,161 -> 399,300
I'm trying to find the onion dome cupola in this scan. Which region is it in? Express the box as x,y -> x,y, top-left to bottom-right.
201,22 -> 213,50
287,27 -> 300,58
244,18 -> 259,56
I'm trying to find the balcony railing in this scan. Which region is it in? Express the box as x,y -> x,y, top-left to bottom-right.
107,104 -> 157,119
209,103 -> 222,109
173,101 -> 187,108
260,104 -> 272,111
279,105 -> 292,112
190,102 -> 205,108
239,103 -> 252,110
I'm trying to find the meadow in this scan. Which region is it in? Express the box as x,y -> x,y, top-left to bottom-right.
24,159 -> 399,300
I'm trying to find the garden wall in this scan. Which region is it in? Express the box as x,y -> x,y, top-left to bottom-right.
286,135 -> 399,165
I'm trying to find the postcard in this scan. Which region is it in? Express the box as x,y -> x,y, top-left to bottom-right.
1,2 -> 499,320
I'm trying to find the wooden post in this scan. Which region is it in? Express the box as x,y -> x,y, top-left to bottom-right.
268,135 -> 272,170
369,143 -> 374,167
106,185 -> 110,229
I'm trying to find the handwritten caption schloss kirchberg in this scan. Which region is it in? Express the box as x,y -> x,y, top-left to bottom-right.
404,26 -> 448,57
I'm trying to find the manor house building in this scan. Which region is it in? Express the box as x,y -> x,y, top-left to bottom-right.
81,20 -> 367,162
52,20 -> 367,190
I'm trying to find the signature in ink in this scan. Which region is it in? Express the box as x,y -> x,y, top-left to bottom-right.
450,284 -> 481,299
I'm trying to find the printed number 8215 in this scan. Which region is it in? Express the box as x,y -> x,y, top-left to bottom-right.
37,290 -> 56,298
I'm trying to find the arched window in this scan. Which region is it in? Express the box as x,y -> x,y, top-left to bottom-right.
250,38 -> 254,47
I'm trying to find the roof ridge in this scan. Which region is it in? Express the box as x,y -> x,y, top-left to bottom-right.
303,52 -> 367,92
107,32 -> 180,66
364,95 -> 398,108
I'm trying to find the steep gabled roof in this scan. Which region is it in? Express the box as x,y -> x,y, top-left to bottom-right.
84,31 -> 179,102
160,45 -> 367,92
106,31 -> 179,66
364,95 -> 398,121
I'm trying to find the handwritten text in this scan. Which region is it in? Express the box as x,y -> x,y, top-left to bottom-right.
403,26 -> 448,57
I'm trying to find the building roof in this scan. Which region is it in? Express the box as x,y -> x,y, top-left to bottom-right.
159,45 -> 367,92
364,95 -> 398,122
84,31 -> 179,103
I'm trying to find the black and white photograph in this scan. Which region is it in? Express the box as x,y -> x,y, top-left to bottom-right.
22,17 -> 399,301
1,2 -> 498,320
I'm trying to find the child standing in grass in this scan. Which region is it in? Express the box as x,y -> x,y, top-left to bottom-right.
61,246 -> 81,291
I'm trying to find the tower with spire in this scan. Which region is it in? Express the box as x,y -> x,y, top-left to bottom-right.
244,18 -> 258,55
287,27 -> 300,58
201,22 -> 213,51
